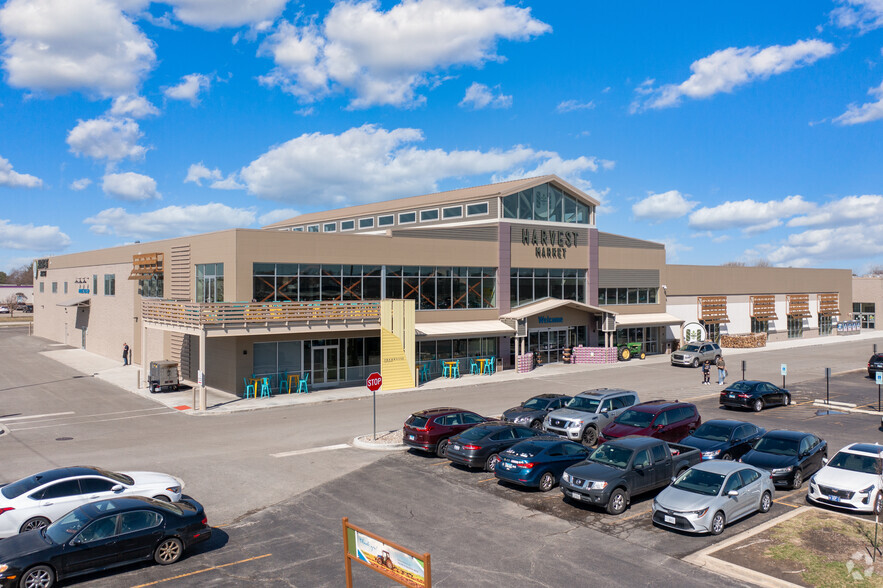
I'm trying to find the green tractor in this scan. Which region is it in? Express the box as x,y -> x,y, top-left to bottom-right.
616,342 -> 646,361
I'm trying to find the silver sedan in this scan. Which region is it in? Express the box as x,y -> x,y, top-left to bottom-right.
652,460 -> 774,535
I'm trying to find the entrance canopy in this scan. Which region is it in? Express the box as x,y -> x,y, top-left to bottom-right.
500,298 -> 612,320
416,320 -> 515,338
56,296 -> 90,307
613,313 -> 683,328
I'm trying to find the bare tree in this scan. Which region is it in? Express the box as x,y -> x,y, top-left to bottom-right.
7,263 -> 33,285
2,294 -> 17,318
868,265 -> 883,277
721,261 -> 746,267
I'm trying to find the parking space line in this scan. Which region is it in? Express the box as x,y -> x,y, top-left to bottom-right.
431,461 -> 449,466
478,477 -> 497,483
605,507 -> 652,523
271,443 -> 349,458
129,554 -> 272,587
0,411 -> 75,422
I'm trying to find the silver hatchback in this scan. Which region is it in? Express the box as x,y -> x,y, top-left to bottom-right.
652,461 -> 774,535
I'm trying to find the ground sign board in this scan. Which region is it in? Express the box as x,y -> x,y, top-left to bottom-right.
343,517 -> 430,588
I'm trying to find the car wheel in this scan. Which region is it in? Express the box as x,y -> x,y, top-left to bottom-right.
539,472 -> 556,492
20,517 -> 50,534
485,454 -> 499,472
692,358 -> 700,368
530,419 -> 543,430
20,565 -> 54,588
436,439 -> 449,458
582,426 -> 598,447
760,491 -> 772,513
152,494 -> 172,502
606,488 -> 629,515
792,469 -> 803,490
154,537 -> 184,565
710,511 -> 726,535
783,394 -> 791,406
753,399 -> 764,412
721,453 -> 734,461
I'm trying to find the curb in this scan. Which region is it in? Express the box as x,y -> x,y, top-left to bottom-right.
352,432 -> 407,451
683,506 -> 808,588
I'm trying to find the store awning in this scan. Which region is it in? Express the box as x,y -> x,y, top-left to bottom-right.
415,320 -> 515,338
818,293 -> 839,316
750,295 -> 778,320
698,296 -> 729,324
56,296 -> 90,307
128,252 -> 164,280
613,313 -> 684,327
787,294 -> 812,318
500,298 -> 612,320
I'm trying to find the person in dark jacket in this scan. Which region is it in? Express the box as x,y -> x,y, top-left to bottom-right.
123,342 -> 129,366
702,360 -> 711,385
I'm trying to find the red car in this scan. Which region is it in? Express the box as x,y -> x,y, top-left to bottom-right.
599,400 -> 701,443
403,407 -> 489,456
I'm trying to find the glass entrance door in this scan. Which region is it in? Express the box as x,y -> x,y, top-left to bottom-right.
312,346 -> 339,386
529,328 -> 569,364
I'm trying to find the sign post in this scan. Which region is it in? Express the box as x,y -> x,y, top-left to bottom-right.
825,367 -> 831,405
781,363 -> 787,390
741,360 -> 746,381
877,371 -> 882,412
366,372 -> 382,440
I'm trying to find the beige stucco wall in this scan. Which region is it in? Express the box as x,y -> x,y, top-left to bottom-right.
597,243 -> 667,315
853,277 -> 882,329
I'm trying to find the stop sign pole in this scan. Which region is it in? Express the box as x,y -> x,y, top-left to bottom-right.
366,372 -> 382,440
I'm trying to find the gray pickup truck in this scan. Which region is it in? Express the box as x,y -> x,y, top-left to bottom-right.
559,436 -> 701,514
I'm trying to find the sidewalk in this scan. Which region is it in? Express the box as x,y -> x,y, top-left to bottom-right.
40,330 -> 883,416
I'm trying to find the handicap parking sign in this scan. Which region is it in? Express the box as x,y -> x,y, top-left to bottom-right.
877,371 -> 882,385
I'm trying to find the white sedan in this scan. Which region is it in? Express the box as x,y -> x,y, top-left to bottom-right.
808,443 -> 883,513
0,466 -> 184,537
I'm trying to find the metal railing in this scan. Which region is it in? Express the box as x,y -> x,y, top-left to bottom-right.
141,299 -> 381,330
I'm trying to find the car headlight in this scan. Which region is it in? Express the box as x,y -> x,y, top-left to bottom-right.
515,416 -> 530,423
0,564 -> 8,574
861,485 -> 875,495
587,481 -> 608,490
686,507 -> 709,517
702,450 -> 721,459
166,486 -> 181,494
771,467 -> 794,475
568,420 -> 583,428
562,472 -> 571,482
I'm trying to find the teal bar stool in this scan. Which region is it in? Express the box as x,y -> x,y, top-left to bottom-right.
441,360 -> 451,378
470,358 -> 480,375
420,363 -> 431,382
260,377 -> 271,398
452,360 -> 461,378
242,377 -> 255,398
486,356 -> 496,375
297,372 -> 310,393
279,372 -> 289,393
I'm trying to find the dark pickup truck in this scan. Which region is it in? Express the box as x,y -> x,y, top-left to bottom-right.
559,436 -> 701,514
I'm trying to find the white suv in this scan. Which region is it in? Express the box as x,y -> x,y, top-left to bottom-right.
807,443 -> 883,513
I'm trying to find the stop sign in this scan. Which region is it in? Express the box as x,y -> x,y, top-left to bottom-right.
366,372 -> 382,391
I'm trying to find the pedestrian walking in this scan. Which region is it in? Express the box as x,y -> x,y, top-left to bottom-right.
123,342 -> 129,366
702,360 -> 711,385
716,355 -> 727,385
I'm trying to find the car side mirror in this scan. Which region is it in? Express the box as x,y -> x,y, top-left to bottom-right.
546,406 -> 554,411
655,424 -> 664,429
634,463 -> 644,470
71,536 -> 84,546
670,476 -> 677,483
822,457 -> 829,464
727,490 -> 739,498
112,484 -> 124,492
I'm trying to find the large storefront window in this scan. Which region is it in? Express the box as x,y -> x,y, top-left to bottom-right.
386,266 -> 495,310
502,183 -> 591,224
253,337 -> 380,388
787,316 -> 804,339
598,288 -> 658,305
701,322 -> 722,343
819,315 -> 833,336
510,268 -> 586,308
417,337 -> 498,377
615,327 -> 659,354
196,263 -> 224,302
854,303 -> 876,329
139,275 -> 164,298
750,318 -> 769,335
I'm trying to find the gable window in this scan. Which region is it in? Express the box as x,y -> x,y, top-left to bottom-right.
398,211 -> 416,224
323,222 -> 336,232
420,209 -> 439,222
442,205 -> 462,219
378,215 -> 394,227
466,202 -> 489,216
359,217 -> 374,229
340,220 -> 355,231
292,227 -> 304,232
307,225 -> 319,232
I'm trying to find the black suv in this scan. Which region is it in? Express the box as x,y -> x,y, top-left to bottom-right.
870,353 -> 883,378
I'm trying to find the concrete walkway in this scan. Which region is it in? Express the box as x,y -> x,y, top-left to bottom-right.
39,330 -> 882,416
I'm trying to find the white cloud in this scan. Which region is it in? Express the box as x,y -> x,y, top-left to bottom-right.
258,0 -> 550,108
67,117 -> 146,161
556,99 -> 595,113
492,154 -> 607,198
238,124 -> 606,206
0,219 -> 70,250
632,190 -> 697,222
0,156 -> 42,188
85,203 -> 256,239
459,82 -> 512,109
259,208 -> 300,225
788,194 -> 883,227
831,0 -> 883,32
184,162 -> 222,185
163,0 -> 287,30
163,73 -> 212,104
102,171 -> 161,201
634,40 -> 836,111
688,195 -> 815,233
69,178 -> 92,190
210,175 -> 246,190
764,224 -> 883,267
833,80 -> 883,125
0,0 -> 155,97
110,94 -> 159,118
661,237 -> 693,263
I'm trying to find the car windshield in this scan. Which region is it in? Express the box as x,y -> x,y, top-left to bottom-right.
1,474 -> 46,499
505,443 -> 541,459
753,437 -> 798,456
90,467 -> 133,486
727,382 -> 754,392
588,444 -> 633,469
407,415 -> 428,428
459,427 -> 491,442
522,398 -> 550,410
614,409 -> 654,428
682,344 -> 702,352
565,397 -> 600,412
829,452 -> 883,475
45,508 -> 92,544
672,469 -> 726,496
691,423 -> 733,442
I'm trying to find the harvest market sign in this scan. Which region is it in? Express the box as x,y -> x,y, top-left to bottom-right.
521,228 -> 579,259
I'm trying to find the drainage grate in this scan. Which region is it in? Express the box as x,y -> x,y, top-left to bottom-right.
55,437 -> 74,441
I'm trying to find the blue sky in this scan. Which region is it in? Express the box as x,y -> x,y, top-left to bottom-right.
1,0 -> 882,274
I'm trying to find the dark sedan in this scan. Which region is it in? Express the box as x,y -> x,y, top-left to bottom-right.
446,422 -> 549,471
0,496 -> 211,588
680,420 -> 765,461
502,394 -> 572,430
719,380 -> 791,412
739,430 -> 827,489
869,353 -> 883,378
495,438 -> 591,491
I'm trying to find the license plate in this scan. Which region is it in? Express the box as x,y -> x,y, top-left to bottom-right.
827,495 -> 840,503
452,444 -> 461,451
501,462 -> 514,470
664,515 -> 676,524
728,394 -> 735,398
570,492 -> 581,501
408,435 -> 415,440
